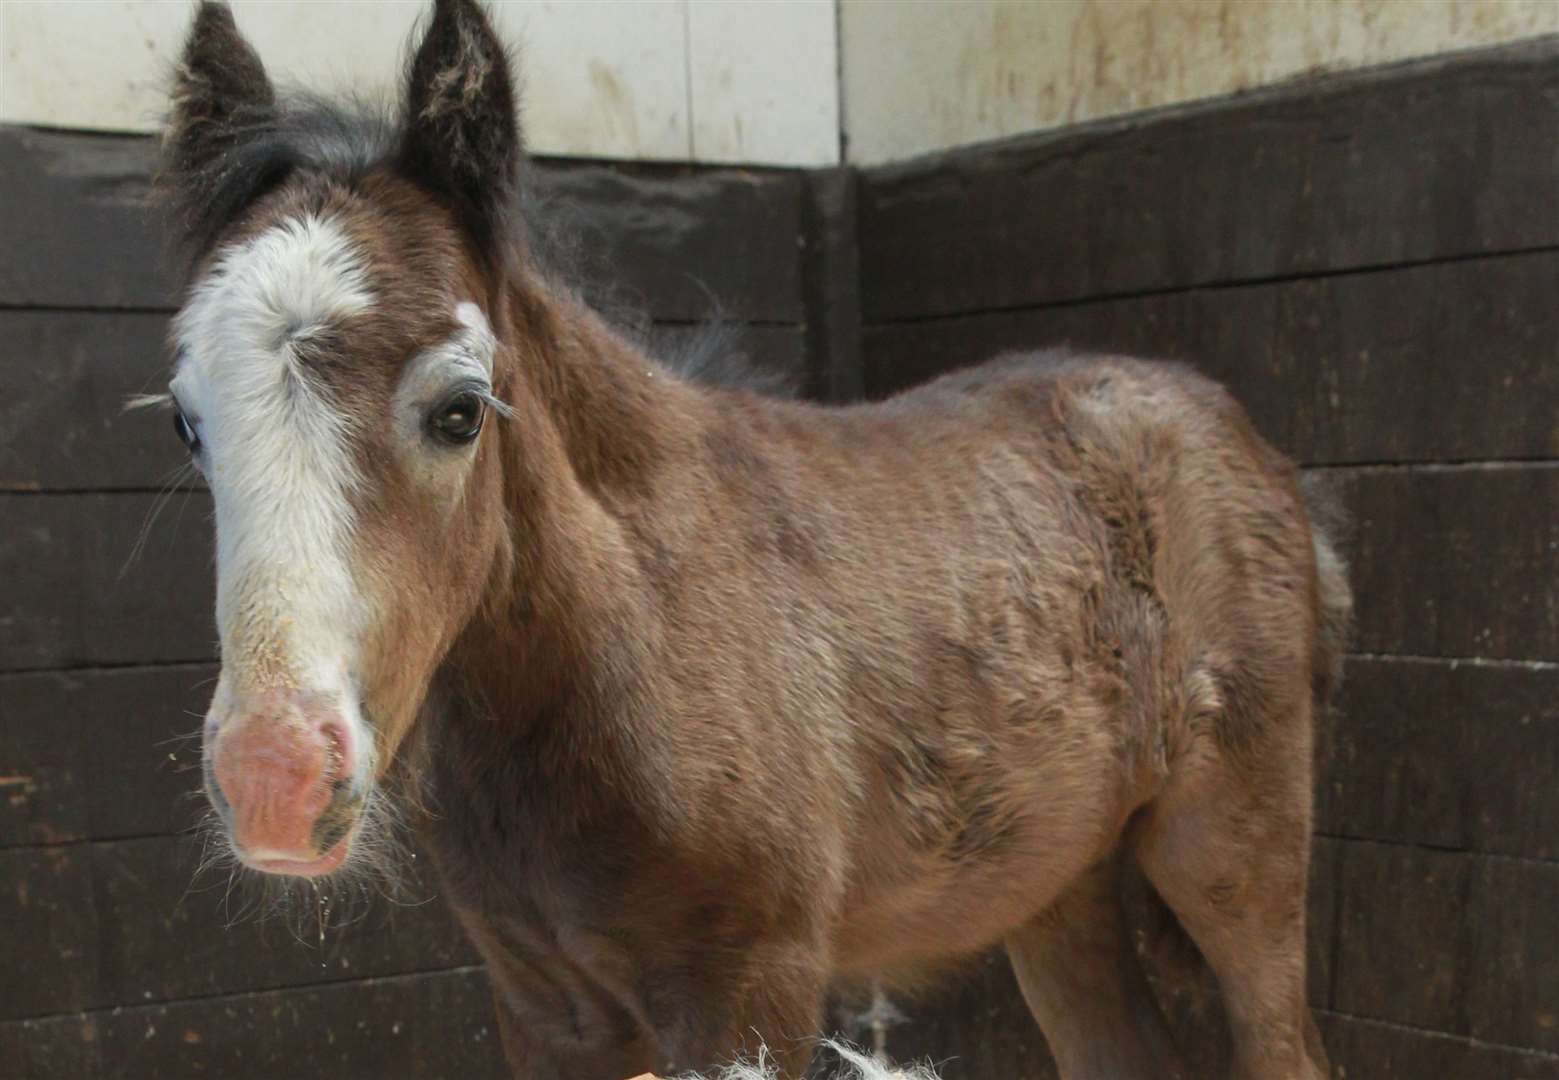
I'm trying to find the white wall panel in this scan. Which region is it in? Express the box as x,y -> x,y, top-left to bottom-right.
840,0 -> 1559,164
687,0 -> 839,165
0,1 -> 697,162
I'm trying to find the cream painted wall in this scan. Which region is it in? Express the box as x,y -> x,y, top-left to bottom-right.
840,0 -> 1559,165
0,0 -> 840,166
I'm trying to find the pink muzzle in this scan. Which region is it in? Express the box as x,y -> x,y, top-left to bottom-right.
205,688 -> 364,877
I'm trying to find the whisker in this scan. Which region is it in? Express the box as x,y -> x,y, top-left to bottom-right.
156,724 -> 206,750
118,460 -> 198,580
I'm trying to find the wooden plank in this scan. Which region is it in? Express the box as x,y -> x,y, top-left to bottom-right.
1332,841 -> 1474,1044
1317,1010 -> 1559,1079
0,967 -> 508,1080
0,128 -> 172,310
1,835 -> 478,1020
1465,855 -> 1559,1055
0,493 -> 216,671
862,251 -> 1559,466
0,846 -> 98,1018
1322,657 -> 1559,859
859,39 -> 1559,321
0,664 -> 217,846
1308,836 -> 1340,1012
0,1012 -> 99,1079
1338,466 -> 1558,661
802,168 -> 865,404
533,163 -> 805,324
0,310 -> 185,492
1332,838 -> 1559,1053
0,128 -> 806,323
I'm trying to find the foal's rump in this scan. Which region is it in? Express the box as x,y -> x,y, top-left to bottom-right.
868,347 -> 1340,735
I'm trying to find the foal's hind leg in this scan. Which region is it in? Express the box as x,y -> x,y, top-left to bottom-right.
1134,708 -> 1328,1080
1005,858 -> 1187,1080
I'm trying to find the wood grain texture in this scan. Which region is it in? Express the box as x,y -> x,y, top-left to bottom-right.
1320,657 -> 1559,859
0,967 -> 507,1080
0,311 -> 187,493
859,39 -> 1559,320
862,252 -> 1559,466
1332,839 -> 1559,1053
1318,1010 -> 1559,1080
0,492 -> 215,671
1336,465 -> 1558,661
532,162 -> 805,324
801,168 -> 865,404
0,835 -> 477,1020
0,664 -> 216,846
0,129 -> 171,310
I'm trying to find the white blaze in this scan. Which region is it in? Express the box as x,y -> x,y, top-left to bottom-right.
172,214 -> 374,717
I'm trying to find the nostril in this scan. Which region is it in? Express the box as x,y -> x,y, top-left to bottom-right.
319,717 -> 356,787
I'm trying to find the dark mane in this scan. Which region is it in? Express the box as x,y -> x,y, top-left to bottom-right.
157,91 -> 400,278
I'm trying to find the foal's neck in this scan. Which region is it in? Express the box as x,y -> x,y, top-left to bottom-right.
507,274 -> 700,497
441,275 -> 692,764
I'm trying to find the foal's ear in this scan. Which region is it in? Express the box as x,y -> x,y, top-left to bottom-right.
400,0 -> 522,263
167,2 -> 275,161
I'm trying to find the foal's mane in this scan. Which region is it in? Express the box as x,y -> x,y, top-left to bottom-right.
156,85 -> 792,396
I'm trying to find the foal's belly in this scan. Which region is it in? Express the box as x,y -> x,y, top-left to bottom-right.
830,777 -> 1126,977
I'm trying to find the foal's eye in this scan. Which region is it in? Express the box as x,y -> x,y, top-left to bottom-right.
173,408 -> 202,455
427,390 -> 485,444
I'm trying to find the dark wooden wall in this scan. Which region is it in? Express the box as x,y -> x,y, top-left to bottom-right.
855,40 -> 1559,1080
0,127 -> 825,1078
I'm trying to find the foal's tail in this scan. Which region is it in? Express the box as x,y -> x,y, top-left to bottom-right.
1300,472 -> 1354,709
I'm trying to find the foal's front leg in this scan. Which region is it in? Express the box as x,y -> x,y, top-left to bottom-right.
460,913 -> 661,1079
487,980 -> 660,1080
655,941 -> 828,1078
483,933 -> 828,1078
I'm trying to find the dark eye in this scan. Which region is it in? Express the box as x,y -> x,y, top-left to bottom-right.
173,408 -> 202,455
427,390 -> 485,444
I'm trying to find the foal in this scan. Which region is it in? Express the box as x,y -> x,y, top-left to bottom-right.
160,3 -> 1350,1078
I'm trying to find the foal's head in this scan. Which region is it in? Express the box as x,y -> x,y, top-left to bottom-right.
160,0 -> 526,878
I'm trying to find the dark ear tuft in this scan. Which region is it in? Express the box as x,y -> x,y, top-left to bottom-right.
160,2 -> 282,270
400,0 -> 522,268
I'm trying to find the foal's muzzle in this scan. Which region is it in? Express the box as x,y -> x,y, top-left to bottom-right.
204,688 -> 366,877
